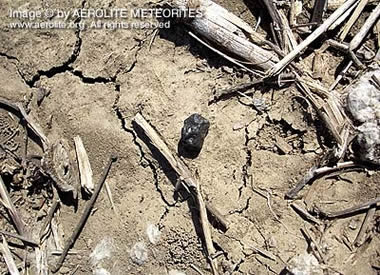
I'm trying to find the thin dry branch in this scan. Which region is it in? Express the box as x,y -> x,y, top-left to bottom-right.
0,176 -> 27,238
39,199 -> 60,243
51,155 -> 117,273
0,97 -> 49,151
1,235 -> 20,275
0,230 -> 38,247
268,0 -> 359,76
133,113 -> 220,274
339,0 -> 368,41
286,161 -> 359,199
321,197 -> 380,218
348,3 -> 380,68
353,205 -> 376,247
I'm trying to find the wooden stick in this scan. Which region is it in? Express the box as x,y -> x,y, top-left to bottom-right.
301,227 -> 326,264
174,0 -> 279,71
197,185 -> 218,274
133,113 -> 220,274
321,197 -> 380,219
339,0 -> 368,41
348,3 -> 380,67
268,0 -> 359,76
286,161 -> 358,199
1,235 -> 20,275
349,3 -> 380,51
0,176 -> 27,238
0,230 -> 38,247
51,154 -> 117,273
291,203 -> 321,225
187,31 -> 263,77
0,97 -> 49,151
354,205 -> 376,247
329,2 -> 359,31
311,0 -> 327,24
133,113 -> 229,231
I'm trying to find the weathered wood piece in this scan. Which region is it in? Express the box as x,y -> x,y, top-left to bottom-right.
173,0 -> 279,71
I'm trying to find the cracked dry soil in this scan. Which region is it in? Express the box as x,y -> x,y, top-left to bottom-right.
1,0 -> 380,274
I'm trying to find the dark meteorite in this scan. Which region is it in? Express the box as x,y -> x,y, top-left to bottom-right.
179,113 -> 210,158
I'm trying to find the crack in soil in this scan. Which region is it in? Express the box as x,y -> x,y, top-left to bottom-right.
0,52 -> 19,61
7,1 -> 87,88
228,197 -> 251,215
114,107 -> 176,208
238,125 -> 252,198
26,21 -> 82,88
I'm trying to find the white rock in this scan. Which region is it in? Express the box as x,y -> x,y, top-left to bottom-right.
346,69 -> 380,164
356,121 -> 380,165
346,70 -> 380,123
288,253 -> 323,275
146,223 -> 161,244
90,237 -> 114,266
168,270 -> 186,275
130,241 -> 148,265
93,268 -> 111,275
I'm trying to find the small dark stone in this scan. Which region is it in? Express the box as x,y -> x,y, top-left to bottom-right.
179,113 -> 210,158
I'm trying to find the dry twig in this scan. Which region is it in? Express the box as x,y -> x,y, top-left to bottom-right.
320,197 -> 380,218
286,161 -> 359,199
1,235 -> 20,275
0,230 -> 38,247
51,154 -> 117,273
353,205 -> 376,247
0,176 -> 27,238
0,97 -> 49,151
173,0 -> 279,71
268,0 -> 359,76
133,113 -> 220,274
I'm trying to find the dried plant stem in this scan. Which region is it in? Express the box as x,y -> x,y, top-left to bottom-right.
268,0 -> 359,76
286,161 -> 358,199
1,235 -> 20,275
354,206 -> 376,247
0,97 -> 49,151
0,176 -> 27,238
51,155 -> 117,273
339,0 -> 368,41
174,0 -> 279,71
133,113 -> 220,274
74,136 -> 94,195
321,197 -> 380,218
0,230 -> 38,247
39,199 -> 60,243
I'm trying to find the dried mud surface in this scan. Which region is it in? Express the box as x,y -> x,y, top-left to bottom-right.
0,0 -> 379,275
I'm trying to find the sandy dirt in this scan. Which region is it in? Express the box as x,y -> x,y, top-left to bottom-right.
0,0 -> 379,274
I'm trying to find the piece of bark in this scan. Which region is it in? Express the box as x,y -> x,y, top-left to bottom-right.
173,0 -> 279,71
42,139 -> 78,199
74,136 -> 94,194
